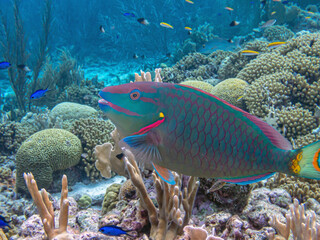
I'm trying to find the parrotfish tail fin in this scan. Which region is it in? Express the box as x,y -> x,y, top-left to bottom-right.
288,140 -> 320,180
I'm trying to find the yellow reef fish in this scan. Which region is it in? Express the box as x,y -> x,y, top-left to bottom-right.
268,42 -> 286,49
185,0 -> 194,4
160,22 -> 174,29
241,50 -> 259,56
271,11 -> 276,15
305,16 -> 311,19
184,27 -> 192,31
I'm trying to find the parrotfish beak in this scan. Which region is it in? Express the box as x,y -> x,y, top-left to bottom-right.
98,96 -> 110,112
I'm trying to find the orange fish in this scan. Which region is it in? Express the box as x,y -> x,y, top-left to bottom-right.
225,7 -> 234,11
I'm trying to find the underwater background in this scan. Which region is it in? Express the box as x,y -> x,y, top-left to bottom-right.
1,0 -> 320,239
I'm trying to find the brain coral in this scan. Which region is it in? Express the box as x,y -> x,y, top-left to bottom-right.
180,80 -> 215,93
16,129 -> 82,193
49,102 -> 97,126
211,78 -> 248,109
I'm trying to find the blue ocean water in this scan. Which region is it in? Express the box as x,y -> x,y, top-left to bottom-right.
1,0 -> 320,239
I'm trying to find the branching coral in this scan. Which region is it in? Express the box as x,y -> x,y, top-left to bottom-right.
123,149 -> 199,240
268,199 -> 320,240
24,173 -> 71,240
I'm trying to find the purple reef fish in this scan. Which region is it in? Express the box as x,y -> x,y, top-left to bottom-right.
98,82 -> 320,185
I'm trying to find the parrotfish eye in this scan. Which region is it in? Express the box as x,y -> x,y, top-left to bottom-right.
130,89 -> 141,100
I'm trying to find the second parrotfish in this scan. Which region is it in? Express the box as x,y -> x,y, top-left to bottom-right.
98,82 -> 320,185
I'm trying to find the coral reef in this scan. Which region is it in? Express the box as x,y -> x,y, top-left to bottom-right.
268,199 -> 320,240
71,118 -> 115,181
118,179 -> 137,201
0,121 -> 31,155
94,129 -> 127,178
237,33 -> 320,140
15,129 -> 82,193
276,105 -> 317,139
123,149 -> 199,240
199,178 -> 252,213
101,183 -> 121,214
256,173 -> 320,203
23,173 -> 72,239
161,52 -> 221,83
263,25 -> 295,42
56,76 -> 104,108
49,102 -> 97,128
180,80 -> 215,93
77,195 -> 92,209
211,78 -> 248,109
217,41 -> 268,80
22,173 -> 104,239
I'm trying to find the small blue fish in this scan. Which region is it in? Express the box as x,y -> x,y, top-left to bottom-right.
0,61 -> 11,69
0,215 -> 11,229
123,13 -> 135,17
282,0 -> 289,4
30,88 -> 51,100
99,225 -> 134,237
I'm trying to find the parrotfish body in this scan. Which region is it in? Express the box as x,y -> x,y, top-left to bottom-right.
99,82 -> 320,184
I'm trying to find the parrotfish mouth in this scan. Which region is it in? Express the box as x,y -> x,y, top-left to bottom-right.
98,95 -> 142,117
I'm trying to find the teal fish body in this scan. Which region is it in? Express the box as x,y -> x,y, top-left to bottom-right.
99,82 -> 320,184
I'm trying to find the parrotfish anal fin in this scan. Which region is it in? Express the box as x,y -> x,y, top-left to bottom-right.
119,131 -> 162,165
244,113 -> 292,150
219,172 -> 275,185
152,162 -> 176,185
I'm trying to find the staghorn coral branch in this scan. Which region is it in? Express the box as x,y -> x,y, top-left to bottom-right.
123,148 -> 199,240
124,150 -> 158,228
24,173 -> 71,240
269,198 -> 320,240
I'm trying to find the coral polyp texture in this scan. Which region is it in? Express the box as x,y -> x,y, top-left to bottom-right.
15,129 -> 82,193
71,118 -> 115,181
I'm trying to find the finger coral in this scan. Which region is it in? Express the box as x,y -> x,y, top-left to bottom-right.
123,149 -> 199,240
268,198 -> 320,240
70,118 -> 115,181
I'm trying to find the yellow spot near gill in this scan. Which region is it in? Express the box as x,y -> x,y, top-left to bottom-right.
159,112 -> 164,118
291,152 -> 302,174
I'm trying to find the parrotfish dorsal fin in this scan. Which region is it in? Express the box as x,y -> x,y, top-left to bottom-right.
152,162 -> 176,185
119,131 -> 162,167
243,113 -> 292,150
179,84 -> 292,150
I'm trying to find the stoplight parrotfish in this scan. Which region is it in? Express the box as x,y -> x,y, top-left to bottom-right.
98,82 -> 320,185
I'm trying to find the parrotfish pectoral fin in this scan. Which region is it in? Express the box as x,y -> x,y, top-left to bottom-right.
218,172 -> 275,185
119,131 -> 162,166
152,162 -> 176,185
